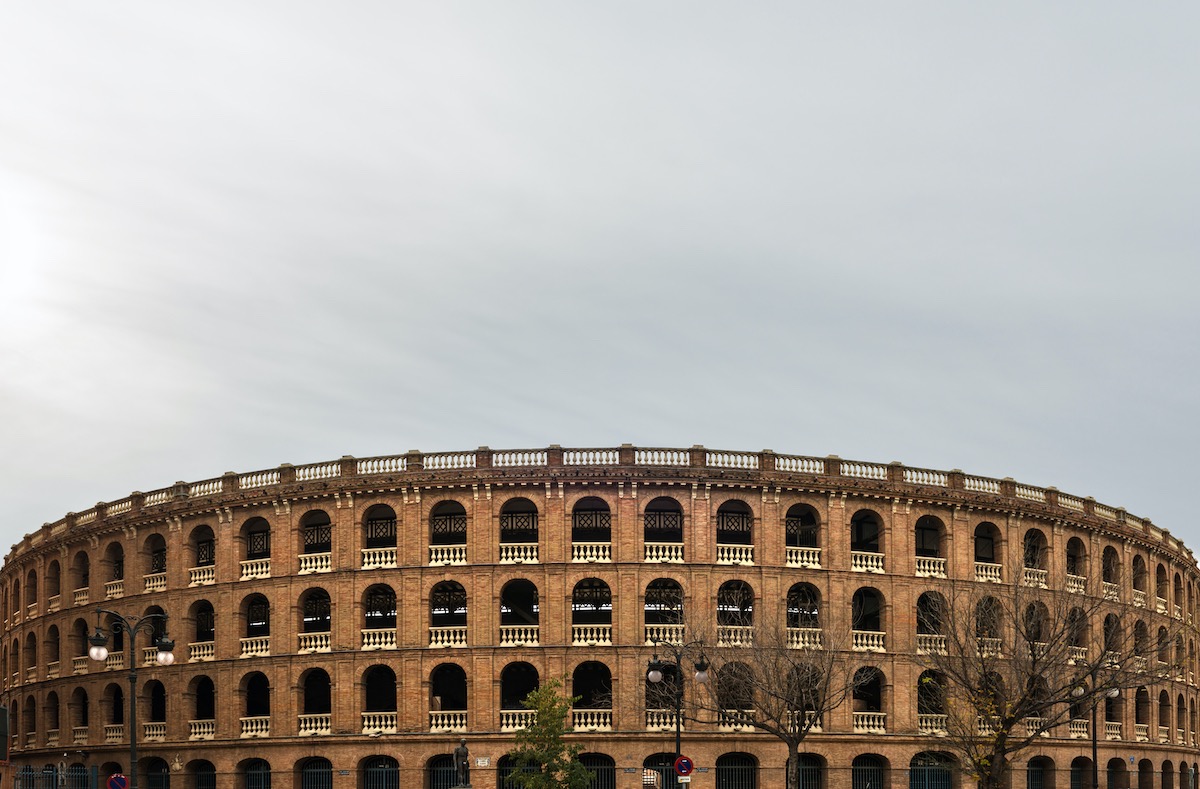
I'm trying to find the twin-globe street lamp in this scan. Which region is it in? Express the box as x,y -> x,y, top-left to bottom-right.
1071,677 -> 1120,789
87,610 -> 175,789
645,640 -> 710,775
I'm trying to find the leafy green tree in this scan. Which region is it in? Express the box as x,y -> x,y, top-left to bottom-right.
504,677 -> 595,789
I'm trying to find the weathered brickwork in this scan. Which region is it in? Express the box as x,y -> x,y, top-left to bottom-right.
1,446 -> 1198,788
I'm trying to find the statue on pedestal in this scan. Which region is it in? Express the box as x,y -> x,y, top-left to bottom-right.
453,737 -> 471,787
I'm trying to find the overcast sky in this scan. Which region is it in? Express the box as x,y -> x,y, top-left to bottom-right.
1,4 -> 1197,555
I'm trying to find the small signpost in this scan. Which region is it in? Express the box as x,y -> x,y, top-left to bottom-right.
675,755 -> 695,783
107,774 -> 128,789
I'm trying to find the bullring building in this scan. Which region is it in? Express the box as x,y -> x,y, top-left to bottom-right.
1,445 -> 1198,788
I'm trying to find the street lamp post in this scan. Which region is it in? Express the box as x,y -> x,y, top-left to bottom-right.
87,610 -> 175,789
1072,671 -> 1120,789
646,640 -> 709,768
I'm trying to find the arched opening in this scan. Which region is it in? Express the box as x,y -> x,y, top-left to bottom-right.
192,675 -> 215,724
299,587 -> 331,645
914,515 -> 945,578
852,668 -> 885,732
362,504 -> 397,569
715,500 -> 754,565
299,509 -> 332,562
143,756 -> 170,789
787,583 -> 821,642
430,663 -> 468,720
242,758 -> 271,789
362,666 -> 397,735
1066,537 -> 1088,589
363,584 -> 397,647
917,592 -> 946,655
427,755 -> 456,789
851,755 -> 886,789
188,525 -> 215,581
301,668 -> 331,716
644,578 -> 684,644
429,501 -> 467,565
850,510 -> 882,555
851,587 -> 885,651
571,578 -> 612,645
498,498 -> 538,560
909,752 -> 953,789
1106,757 -> 1129,789
571,497 -> 612,561
187,760 -> 216,789
717,580 -> 754,645
299,758 -> 332,789
974,522 -> 1001,580
715,753 -> 757,789
644,497 -> 684,562
572,661 -> 612,711
241,517 -> 271,561
361,755 -> 399,789
429,581 -> 467,647
142,533 -> 167,585
499,579 -> 539,646
785,503 -> 820,567
244,672 -> 270,718
579,753 -> 616,789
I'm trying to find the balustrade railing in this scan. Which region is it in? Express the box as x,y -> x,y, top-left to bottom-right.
362,628 -> 398,650
429,545 -> 467,566
1069,719 -> 1089,739
571,709 -> 613,731
645,709 -> 679,731
362,712 -> 398,735
189,566 -> 216,586
299,632 -> 331,653
47,594 -> 60,613
361,547 -> 397,569
189,641 -> 215,662
1103,581 -> 1120,601
1023,567 -> 1048,588
645,624 -> 684,645
787,627 -> 823,649
1157,596 -> 1169,614
977,637 -> 1002,658
572,624 -> 612,646
72,656 -> 88,675
1024,717 -> 1048,737
915,556 -> 946,578
189,719 -> 216,740
142,646 -> 160,666
143,572 -> 166,592
716,544 -> 754,565
499,543 -> 538,564
298,714 -> 330,736
240,716 -> 270,738
143,722 -> 166,741
299,552 -> 331,574
717,625 -> 755,647
46,661 -> 59,679
572,542 -> 612,562
72,726 -> 87,745
1175,603 -> 1183,619
500,625 -> 539,646
644,542 -> 684,563
851,551 -> 884,573
917,634 -> 947,655
975,563 -> 1002,583
430,711 -> 468,732
785,546 -> 821,568
1135,723 -> 1149,742
853,630 -> 886,652
1068,646 -> 1088,664
104,580 -> 124,599
239,636 -> 270,658
73,588 -> 89,606
1132,589 -> 1146,607
718,709 -> 755,731
430,626 -> 468,648
785,710 -> 822,734
501,710 -> 536,731
105,652 -> 125,671
104,724 -> 124,744
1067,574 -> 1087,594
853,712 -> 886,733
1105,721 -> 1122,740
239,558 -> 271,580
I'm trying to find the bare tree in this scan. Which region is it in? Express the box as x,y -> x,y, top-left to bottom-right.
917,576 -> 1183,789
675,581 -> 863,789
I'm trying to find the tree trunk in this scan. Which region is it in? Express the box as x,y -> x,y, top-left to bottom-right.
786,747 -> 798,789
978,753 -> 1009,789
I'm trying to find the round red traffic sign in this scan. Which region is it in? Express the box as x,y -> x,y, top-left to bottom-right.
674,756 -> 695,776
107,775 -> 129,789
